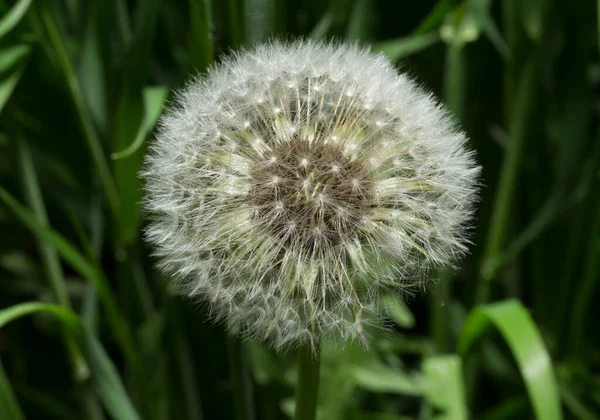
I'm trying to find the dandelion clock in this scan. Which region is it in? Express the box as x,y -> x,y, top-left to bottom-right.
143,39 -> 479,419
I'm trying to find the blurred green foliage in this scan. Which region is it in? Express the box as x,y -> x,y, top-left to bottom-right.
0,0 -> 599,419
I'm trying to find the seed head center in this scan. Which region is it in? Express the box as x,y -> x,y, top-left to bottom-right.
250,138 -> 373,248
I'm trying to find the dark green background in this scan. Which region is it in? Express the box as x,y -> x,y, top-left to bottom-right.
0,0 -> 598,419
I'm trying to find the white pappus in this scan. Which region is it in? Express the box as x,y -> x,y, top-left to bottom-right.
143,40 -> 480,351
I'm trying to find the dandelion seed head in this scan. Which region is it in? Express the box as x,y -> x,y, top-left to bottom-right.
143,40 -> 479,351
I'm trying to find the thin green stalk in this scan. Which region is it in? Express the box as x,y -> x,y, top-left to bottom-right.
190,0 -> 214,72
34,3 -> 120,217
227,0 -> 245,47
227,337 -> 255,420
430,40 -> 465,352
18,140 -> 70,308
475,58 -> 537,305
17,139 -> 90,382
294,343 -> 321,420
244,0 -> 274,44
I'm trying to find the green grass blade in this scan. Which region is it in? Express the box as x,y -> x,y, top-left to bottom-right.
34,3 -> 120,217
0,302 -> 140,420
0,187 -> 137,366
78,1 -> 109,134
226,0 -> 245,46
381,294 -> 415,329
309,9 -> 334,40
351,366 -> 422,396
458,300 -> 562,420
414,0 -> 454,34
0,0 -> 32,38
112,86 -> 168,160
0,359 -> 25,420
244,0 -> 274,44
17,140 -> 70,307
0,45 -> 30,114
190,0 -> 214,72
476,59 -> 537,303
112,0 -> 161,245
0,44 -> 30,72
371,32 -> 440,62
559,382 -> 598,420
422,355 -> 467,420
345,0 -> 373,41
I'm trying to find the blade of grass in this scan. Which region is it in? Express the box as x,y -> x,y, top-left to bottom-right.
0,302 -> 140,420
112,86 -> 168,160
371,32 -> 441,63
422,355 -> 467,420
0,45 -> 30,114
0,0 -> 32,38
559,382 -> 598,420
18,140 -> 70,307
345,0 -> 373,41
33,3 -> 120,216
244,0 -> 274,44
0,358 -> 25,420
476,59 -> 537,303
17,138 -> 90,381
0,187 -> 137,367
226,0 -> 244,46
78,0 -> 109,134
190,0 -> 214,72
458,300 -> 562,420
112,0 -> 161,245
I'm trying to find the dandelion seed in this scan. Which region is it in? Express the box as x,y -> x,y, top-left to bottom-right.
143,40 -> 479,351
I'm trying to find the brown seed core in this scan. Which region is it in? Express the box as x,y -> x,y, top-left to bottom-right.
249,138 -> 374,251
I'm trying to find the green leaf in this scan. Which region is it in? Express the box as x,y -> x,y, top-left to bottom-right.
0,302 -> 140,420
0,0 -> 32,39
112,86 -> 169,160
371,32 -> 440,62
381,294 -> 415,329
351,365 -> 422,396
422,355 -> 468,420
458,300 -> 563,420
0,359 -> 25,420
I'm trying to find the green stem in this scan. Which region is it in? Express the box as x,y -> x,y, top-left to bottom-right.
475,58 -> 536,305
227,337 -> 255,420
430,40 -> 465,353
294,343 -> 321,420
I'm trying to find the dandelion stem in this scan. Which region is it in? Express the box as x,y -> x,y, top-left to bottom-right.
294,342 -> 321,420
227,337 -> 255,420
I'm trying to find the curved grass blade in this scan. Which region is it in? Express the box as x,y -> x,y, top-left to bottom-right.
0,0 -> 32,39
0,302 -> 140,420
458,300 -> 562,420
112,86 -> 168,160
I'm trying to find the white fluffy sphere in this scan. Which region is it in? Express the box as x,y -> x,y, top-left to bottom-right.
143,40 -> 479,351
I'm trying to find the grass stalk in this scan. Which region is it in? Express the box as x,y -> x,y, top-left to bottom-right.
294,343 -> 321,420
34,3 -> 120,217
475,58 -> 536,305
430,40 -> 465,352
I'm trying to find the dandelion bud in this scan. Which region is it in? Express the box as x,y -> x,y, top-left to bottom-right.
143,40 -> 479,351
